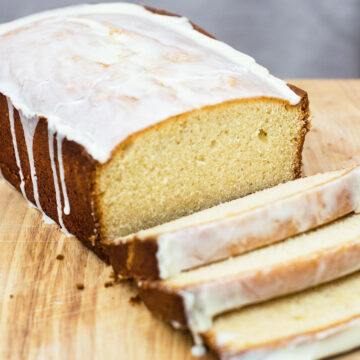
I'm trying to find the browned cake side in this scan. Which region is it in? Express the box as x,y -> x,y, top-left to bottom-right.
0,93 -> 104,257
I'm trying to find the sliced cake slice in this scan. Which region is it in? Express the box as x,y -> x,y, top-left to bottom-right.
107,166 -> 360,279
139,213 -> 360,338
203,271 -> 360,360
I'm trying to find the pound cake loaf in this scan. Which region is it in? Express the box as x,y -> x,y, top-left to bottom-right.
0,3 -> 309,257
108,166 -> 360,279
203,271 -> 360,360
140,213 -> 360,338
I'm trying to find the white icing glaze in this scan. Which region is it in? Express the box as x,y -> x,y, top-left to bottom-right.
215,332 -> 236,347
170,320 -> 183,329
218,317 -> 360,360
0,3 -> 300,163
156,166 -> 360,278
18,111 -> 42,211
48,130 -> 70,234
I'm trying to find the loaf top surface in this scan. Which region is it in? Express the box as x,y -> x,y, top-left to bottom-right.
0,3 -> 300,163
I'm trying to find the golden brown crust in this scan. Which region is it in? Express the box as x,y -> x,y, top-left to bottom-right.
0,94 -> 21,191
143,5 -> 216,39
287,84 -> 311,179
107,236 -> 161,279
139,281 -> 188,327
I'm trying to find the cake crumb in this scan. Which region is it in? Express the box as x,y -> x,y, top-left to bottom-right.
129,295 -> 141,305
109,271 -> 123,283
56,254 -> 64,260
9,294 -> 13,299
76,283 -> 85,290
104,281 -> 114,288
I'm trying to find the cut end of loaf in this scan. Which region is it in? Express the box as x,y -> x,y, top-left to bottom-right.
96,93 -> 309,241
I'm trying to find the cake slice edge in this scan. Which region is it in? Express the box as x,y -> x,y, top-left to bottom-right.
139,214 -> 360,335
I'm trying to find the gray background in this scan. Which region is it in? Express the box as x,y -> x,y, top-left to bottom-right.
1,0 -> 359,78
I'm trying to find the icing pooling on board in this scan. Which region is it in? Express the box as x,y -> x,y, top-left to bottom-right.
5,96 -> 71,233
0,3 -> 300,163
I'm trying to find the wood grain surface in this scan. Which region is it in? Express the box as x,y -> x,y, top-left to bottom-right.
1,80 -> 360,360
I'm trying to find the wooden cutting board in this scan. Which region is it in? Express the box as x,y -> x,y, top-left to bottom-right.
1,80 -> 360,360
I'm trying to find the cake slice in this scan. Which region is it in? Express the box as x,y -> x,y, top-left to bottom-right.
0,3 -> 309,258
139,213 -> 360,337
107,166 -> 360,279
203,271 -> 360,360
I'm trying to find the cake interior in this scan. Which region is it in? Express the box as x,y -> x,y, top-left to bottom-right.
208,270 -> 360,351
122,167 -> 347,238
96,97 -> 307,240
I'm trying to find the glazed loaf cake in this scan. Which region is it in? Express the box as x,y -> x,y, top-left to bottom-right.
204,271 -> 360,360
108,166 -> 360,279
0,3 -> 309,257
140,213 -> 360,337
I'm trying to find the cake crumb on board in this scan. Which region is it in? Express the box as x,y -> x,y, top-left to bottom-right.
56,254 -> 64,260
76,283 -> 85,290
129,295 -> 141,305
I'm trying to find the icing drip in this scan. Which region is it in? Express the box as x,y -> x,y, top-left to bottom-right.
6,97 -> 29,202
48,129 -> 69,234
190,345 -> 206,357
10,105 -> 55,224
6,96 -> 71,232
17,111 -> 42,211
56,134 -> 70,215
